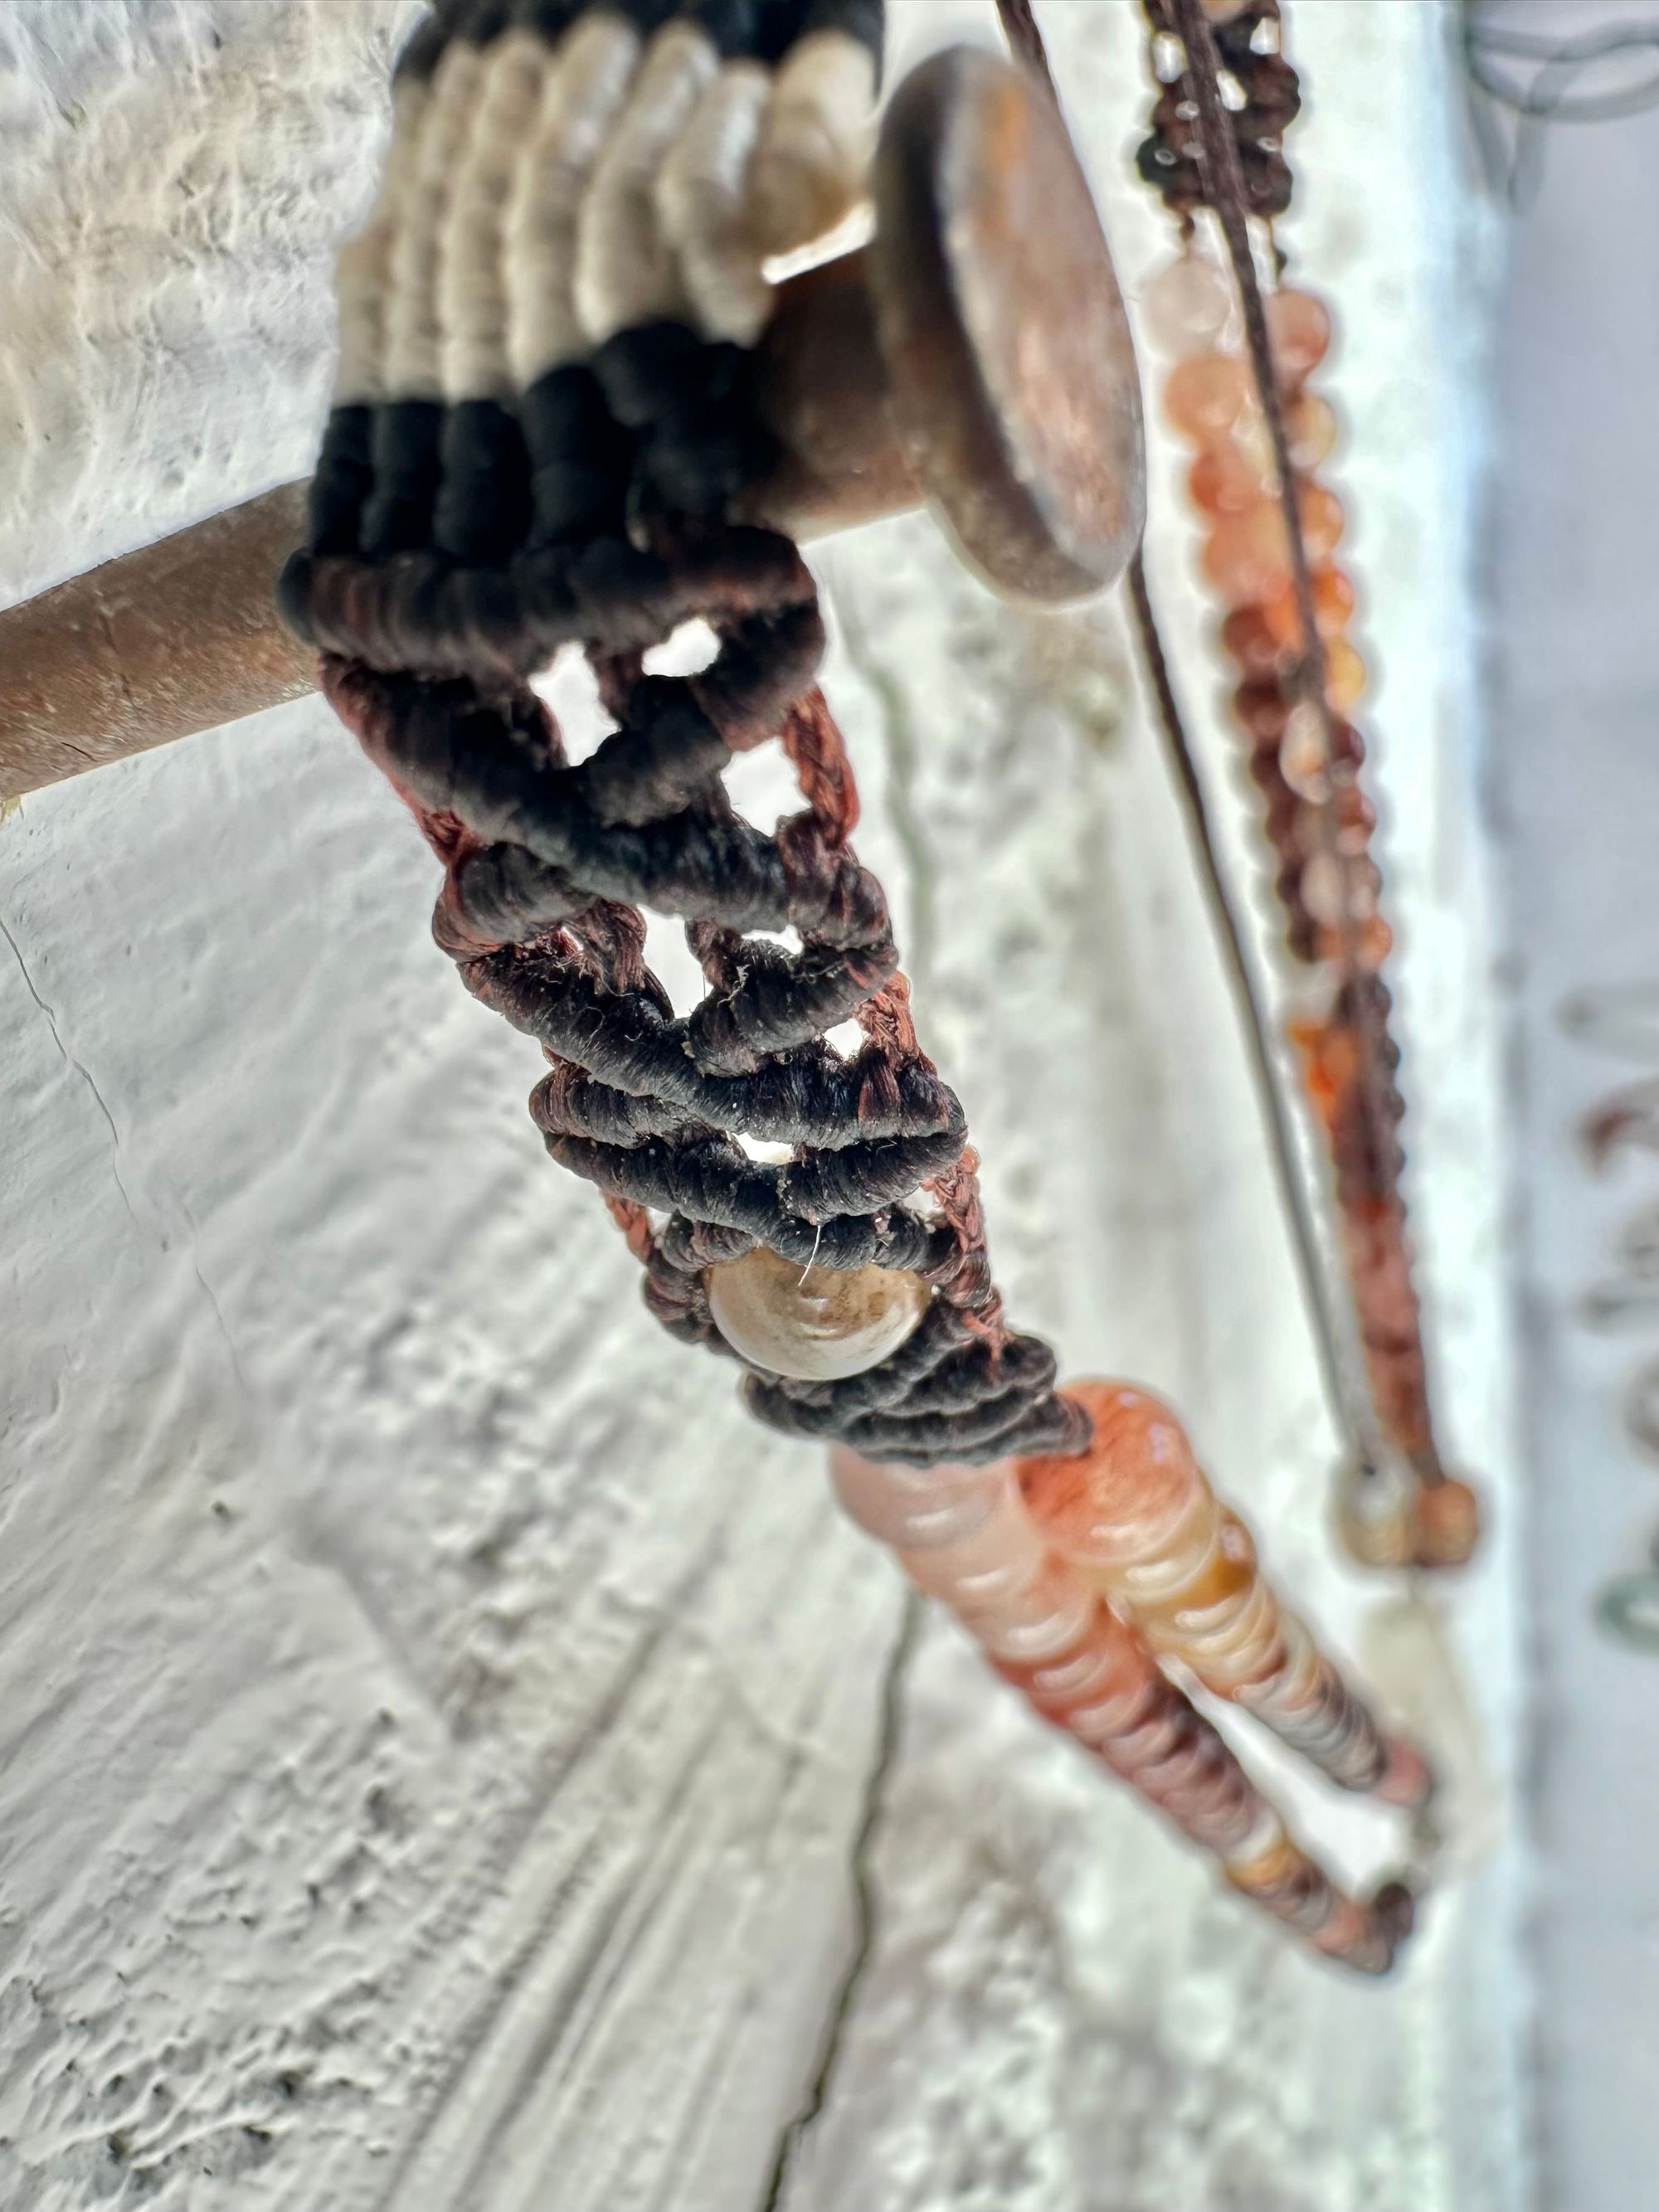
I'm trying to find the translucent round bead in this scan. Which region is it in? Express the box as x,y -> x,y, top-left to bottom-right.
829,1448 -> 1005,1553
1014,1630 -> 1126,1723
1164,350 -> 1253,443
1234,407 -> 1276,478
1220,606 -> 1284,677
1412,1477 -> 1481,1568
1285,392 -> 1339,471
1324,636 -> 1367,712
1189,436 -> 1272,518
899,1471 -> 1044,1607
1019,1380 -> 1206,1571
1300,850 -> 1378,931
1263,562 -> 1355,648
1299,851 -> 1347,928
1144,250 -> 1233,354
1298,482 -> 1346,560
1202,500 -> 1292,605
1278,701 -> 1331,798
1266,288 -> 1334,387
1334,1458 -> 1416,1569
1331,781 -> 1379,856
1294,783 -> 1375,861
1321,911 -> 1393,972
895,1469 -> 1097,1664
1376,1736 -> 1436,1810
707,1247 -> 929,1380
1234,679 -> 1292,748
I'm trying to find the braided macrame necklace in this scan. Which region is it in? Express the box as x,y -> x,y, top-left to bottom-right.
283,0 -> 1439,1973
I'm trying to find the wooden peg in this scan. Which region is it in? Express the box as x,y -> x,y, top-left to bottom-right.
1,45 -> 1145,799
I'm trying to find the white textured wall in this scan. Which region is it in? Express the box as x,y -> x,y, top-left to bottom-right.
0,5 -> 1525,2209
1489,12 -> 1659,2205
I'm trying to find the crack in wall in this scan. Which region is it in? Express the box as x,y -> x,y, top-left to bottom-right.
743,573 -> 955,2210
830,581 -> 940,994
747,576 -> 960,2208
1,908 -> 251,1399
2,908 -> 146,1237
754,1586 -> 924,2212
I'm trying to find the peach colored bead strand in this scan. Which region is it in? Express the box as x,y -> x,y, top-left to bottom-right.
1141,0 -> 1481,1570
1156,287 -> 1437,1514
1019,1381 -> 1433,1810
830,1447 -> 1413,1971
995,2 -> 1380,1506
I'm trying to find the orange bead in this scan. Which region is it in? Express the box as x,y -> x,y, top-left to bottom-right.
1262,562 -> 1356,648
1020,1379 -> 1203,1564
1189,436 -> 1271,517
1350,853 -> 1383,910
1290,1016 -> 1362,1132
1299,780 -> 1375,858
1220,606 -> 1285,677
1320,912 -> 1394,971
1324,636 -> 1367,712
1023,1379 -> 1426,1820
1164,350 -> 1253,443
1234,680 -> 1293,746
1412,1479 -> 1481,1569
1314,559 -> 1356,628
1203,501 -> 1292,605
1331,781 -> 1378,856
1285,392 -> 1339,471
1298,482 -> 1346,559
1266,288 -> 1333,387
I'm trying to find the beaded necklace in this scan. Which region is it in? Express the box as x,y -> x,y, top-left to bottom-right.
284,0 -> 1436,1971
1131,0 -> 1483,1571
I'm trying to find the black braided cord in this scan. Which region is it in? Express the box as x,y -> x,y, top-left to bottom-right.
281,0 -> 1089,1468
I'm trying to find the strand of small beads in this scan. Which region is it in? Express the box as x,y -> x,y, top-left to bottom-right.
834,1446 -> 1415,1971
1136,0 -> 1481,1570
286,0 -> 1428,1967
1019,1383 -> 1431,1805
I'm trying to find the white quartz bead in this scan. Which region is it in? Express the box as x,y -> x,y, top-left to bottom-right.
706,1247 -> 928,1381
1142,250 -> 1234,356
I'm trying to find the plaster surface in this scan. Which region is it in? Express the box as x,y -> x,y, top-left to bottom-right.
0,6 -> 1525,2208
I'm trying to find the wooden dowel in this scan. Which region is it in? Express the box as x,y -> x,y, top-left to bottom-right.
1,485 -> 317,799
2,48 -> 1146,801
